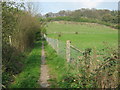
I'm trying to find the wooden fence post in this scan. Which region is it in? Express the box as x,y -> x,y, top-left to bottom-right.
66,40 -> 71,62
9,36 -> 12,45
43,34 -> 45,38
57,39 -> 59,54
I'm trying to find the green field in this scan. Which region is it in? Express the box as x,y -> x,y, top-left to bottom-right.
46,21 -> 118,50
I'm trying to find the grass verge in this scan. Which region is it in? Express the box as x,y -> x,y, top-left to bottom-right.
44,41 -> 69,88
9,41 -> 42,88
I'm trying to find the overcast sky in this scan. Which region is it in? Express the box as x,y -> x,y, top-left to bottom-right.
9,0 -> 119,15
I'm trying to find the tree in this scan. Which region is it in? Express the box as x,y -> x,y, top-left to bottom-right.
102,14 -> 114,23
58,10 -> 66,16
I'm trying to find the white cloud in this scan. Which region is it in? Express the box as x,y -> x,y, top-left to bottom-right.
80,0 -> 104,8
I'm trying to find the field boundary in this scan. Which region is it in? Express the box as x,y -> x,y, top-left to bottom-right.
44,34 -> 83,62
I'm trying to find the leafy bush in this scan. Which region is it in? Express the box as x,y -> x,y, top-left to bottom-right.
2,43 -> 25,87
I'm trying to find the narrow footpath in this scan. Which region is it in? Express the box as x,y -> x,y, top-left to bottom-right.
39,41 -> 50,88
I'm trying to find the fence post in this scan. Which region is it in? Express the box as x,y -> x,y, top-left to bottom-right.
57,39 -> 59,54
43,34 -> 46,39
9,36 -> 12,45
66,40 -> 71,62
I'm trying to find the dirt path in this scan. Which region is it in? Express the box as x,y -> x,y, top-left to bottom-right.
39,41 -> 50,88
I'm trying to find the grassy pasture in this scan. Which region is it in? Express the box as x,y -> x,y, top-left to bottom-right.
46,21 -> 118,50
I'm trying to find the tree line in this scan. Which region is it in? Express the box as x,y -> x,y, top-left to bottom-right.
44,8 -> 119,29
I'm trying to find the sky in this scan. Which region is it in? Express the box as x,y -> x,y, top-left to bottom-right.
39,2 -> 118,15
8,0 -> 119,15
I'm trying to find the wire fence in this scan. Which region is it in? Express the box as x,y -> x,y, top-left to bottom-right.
44,34 -> 118,88
44,34 -> 100,66
44,34 -> 83,62
44,34 -> 66,59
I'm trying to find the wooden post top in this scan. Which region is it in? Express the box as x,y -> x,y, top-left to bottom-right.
66,40 -> 71,43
